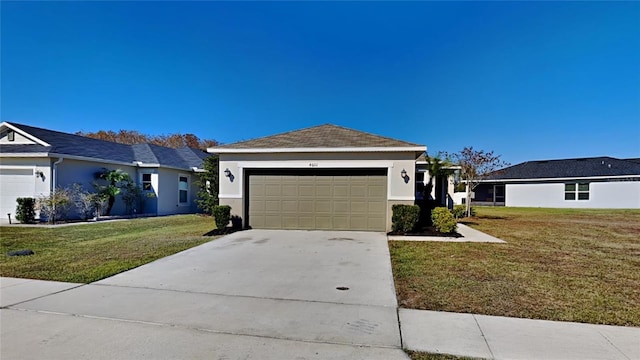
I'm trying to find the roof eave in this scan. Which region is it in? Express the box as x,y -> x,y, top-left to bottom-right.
208,146 -> 427,154
476,174 -> 640,183
0,152 -> 51,157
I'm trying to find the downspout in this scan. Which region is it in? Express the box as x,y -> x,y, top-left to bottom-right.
51,157 -> 64,223
52,157 -> 64,192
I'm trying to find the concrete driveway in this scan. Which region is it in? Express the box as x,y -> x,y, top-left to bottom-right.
1,230 -> 408,359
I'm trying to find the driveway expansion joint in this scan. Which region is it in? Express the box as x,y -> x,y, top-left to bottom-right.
597,329 -> 632,360
0,283 -> 85,309
90,282 -> 400,309
3,307 -> 402,351
473,314 -> 496,360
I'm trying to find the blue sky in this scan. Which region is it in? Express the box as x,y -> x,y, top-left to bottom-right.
2,1 -> 639,164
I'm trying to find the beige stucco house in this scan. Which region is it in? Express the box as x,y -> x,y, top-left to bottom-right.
208,124 -> 426,232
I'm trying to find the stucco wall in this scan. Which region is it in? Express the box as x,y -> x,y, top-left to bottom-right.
156,168 -> 200,215
56,159 -> 138,216
217,151 -> 418,231
505,181 -> 640,208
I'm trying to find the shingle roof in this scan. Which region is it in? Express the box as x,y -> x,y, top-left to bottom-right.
484,157 -> 640,180
213,124 -> 423,150
1,122 -> 207,170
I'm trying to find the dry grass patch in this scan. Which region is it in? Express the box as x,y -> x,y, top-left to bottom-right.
1,215 -> 217,283
406,351 -> 480,360
390,207 -> 640,326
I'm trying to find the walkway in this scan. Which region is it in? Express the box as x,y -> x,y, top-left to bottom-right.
401,309 -> 640,360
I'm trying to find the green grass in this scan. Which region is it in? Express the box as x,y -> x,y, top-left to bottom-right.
0,215 -> 217,283
390,207 -> 640,326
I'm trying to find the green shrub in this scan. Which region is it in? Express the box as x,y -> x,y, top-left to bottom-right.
392,204 -> 420,233
15,197 -> 36,224
452,205 -> 476,219
431,207 -> 457,233
212,205 -> 232,230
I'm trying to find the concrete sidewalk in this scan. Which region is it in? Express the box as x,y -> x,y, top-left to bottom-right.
3,277 -> 639,359
400,309 -> 640,360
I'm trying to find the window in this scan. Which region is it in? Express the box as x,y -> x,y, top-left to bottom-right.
179,175 -> 189,204
142,173 -> 152,191
7,131 -> 15,141
565,182 -> 589,201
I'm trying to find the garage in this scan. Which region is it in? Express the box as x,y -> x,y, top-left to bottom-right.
0,168 -> 36,219
210,124 -> 425,232
247,169 -> 387,231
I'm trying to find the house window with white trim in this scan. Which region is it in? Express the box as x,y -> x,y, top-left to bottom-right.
142,173 -> 152,191
179,175 -> 189,204
564,182 -> 589,200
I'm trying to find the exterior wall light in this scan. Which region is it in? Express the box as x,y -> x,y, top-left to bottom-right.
400,168 -> 407,179
224,168 -> 232,178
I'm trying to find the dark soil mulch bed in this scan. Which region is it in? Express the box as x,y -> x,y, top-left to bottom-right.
203,227 -> 242,236
387,226 -> 462,238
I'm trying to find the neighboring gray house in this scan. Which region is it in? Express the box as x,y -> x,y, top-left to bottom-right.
208,124 -> 426,232
0,121 -> 209,220
472,157 -> 640,208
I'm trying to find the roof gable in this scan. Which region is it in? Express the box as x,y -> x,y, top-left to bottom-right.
485,157 -> 640,180
1,122 -> 50,146
210,124 -> 424,152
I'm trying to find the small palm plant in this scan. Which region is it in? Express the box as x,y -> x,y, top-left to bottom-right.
93,169 -> 132,216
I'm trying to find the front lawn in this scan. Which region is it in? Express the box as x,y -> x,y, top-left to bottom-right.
0,215 -> 217,283
390,207 -> 640,326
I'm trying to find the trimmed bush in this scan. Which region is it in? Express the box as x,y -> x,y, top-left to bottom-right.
431,207 -> 457,233
15,197 -> 36,224
212,205 -> 232,230
452,205 -> 476,219
452,205 -> 466,219
391,204 -> 420,233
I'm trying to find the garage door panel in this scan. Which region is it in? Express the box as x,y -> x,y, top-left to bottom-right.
281,200 -> 298,212
282,185 -> 298,196
265,215 -> 282,228
315,200 -> 331,213
316,185 -> 331,197
248,170 -> 387,231
350,216 -> 369,230
368,217 -> 385,229
332,216 -> 349,230
282,216 -> 298,228
265,200 -> 280,212
350,186 -> 367,198
315,216 -> 331,229
369,185 -> 386,196
333,185 -> 349,197
299,200 -> 314,213
265,184 -> 281,196
351,201 -> 368,213
333,200 -> 349,214
299,216 -> 315,228
299,185 -> 315,198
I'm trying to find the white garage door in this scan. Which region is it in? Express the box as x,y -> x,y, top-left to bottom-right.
0,168 -> 36,219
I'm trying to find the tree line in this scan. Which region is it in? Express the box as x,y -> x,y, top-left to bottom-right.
76,130 -> 219,150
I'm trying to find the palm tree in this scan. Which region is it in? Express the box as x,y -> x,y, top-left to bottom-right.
424,154 -> 456,205
94,169 -> 132,216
